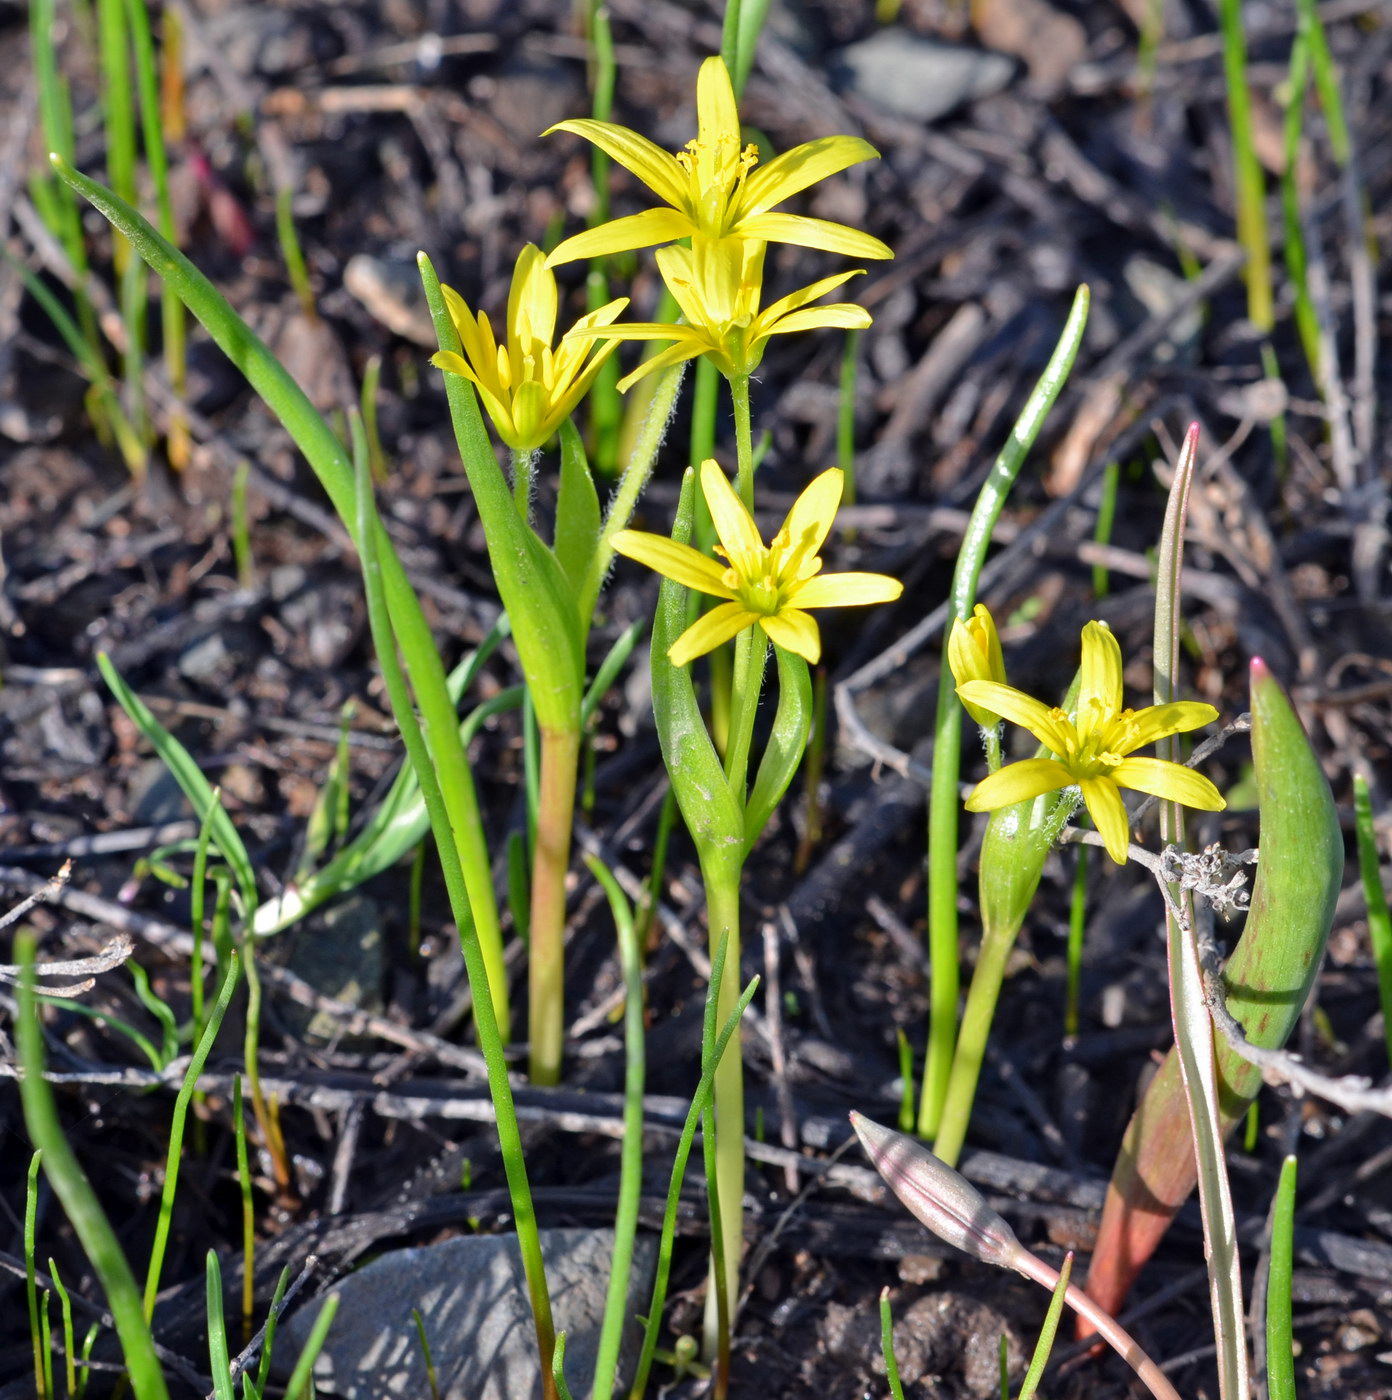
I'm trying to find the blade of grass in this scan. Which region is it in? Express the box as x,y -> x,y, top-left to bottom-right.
282,1293 -> 340,1400
1353,774 -> 1392,1068
16,932 -> 171,1400
879,1289 -> 907,1400
49,1256 -> 77,1398
26,1150 -> 44,1400
352,412 -> 556,1395
584,854 -> 646,1400
143,954 -> 240,1318
629,942 -> 759,1399
1016,1251 -> 1072,1400
1265,1155 -> 1298,1400
919,284 -> 1090,1139
1219,0 -> 1274,329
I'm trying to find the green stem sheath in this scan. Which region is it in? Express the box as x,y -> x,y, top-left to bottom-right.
529,723 -> 581,1086
702,864 -> 745,1363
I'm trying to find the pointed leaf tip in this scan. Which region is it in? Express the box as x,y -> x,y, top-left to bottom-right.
1251,657 -> 1269,681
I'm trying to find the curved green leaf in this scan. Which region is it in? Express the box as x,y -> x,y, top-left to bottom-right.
742,644 -> 812,856
650,471 -> 742,873
1087,658 -> 1343,1317
419,253 -> 584,733
554,419 -> 600,610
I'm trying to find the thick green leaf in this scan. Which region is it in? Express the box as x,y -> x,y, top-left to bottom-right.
650,471 -> 743,874
742,644 -> 812,856
419,253 -> 584,734
1087,659 -> 1342,1318
554,419 -> 600,612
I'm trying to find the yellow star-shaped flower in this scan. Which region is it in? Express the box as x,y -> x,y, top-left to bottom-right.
430,244 -> 628,452
570,236 -> 870,388
957,621 -> 1225,864
612,461 -> 902,666
544,56 -> 892,267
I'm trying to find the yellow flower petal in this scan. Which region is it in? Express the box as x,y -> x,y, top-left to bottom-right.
738,135 -> 881,217
695,56 -> 741,187
762,305 -> 873,338
964,758 -> 1073,812
669,600 -> 755,666
610,529 -> 733,597
542,118 -> 689,212
756,269 -> 865,327
778,468 -> 844,570
760,607 -> 822,663
616,342 -> 706,392
1111,757 -> 1226,810
546,207 -> 695,267
1119,701 -> 1220,753
700,460 -> 764,578
1077,622 -> 1123,739
736,212 -> 893,260
1079,777 -> 1131,864
956,682 -> 1075,756
508,245 -> 555,357
790,571 -> 903,608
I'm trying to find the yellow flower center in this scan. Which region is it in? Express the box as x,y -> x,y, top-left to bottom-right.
675,140 -> 761,235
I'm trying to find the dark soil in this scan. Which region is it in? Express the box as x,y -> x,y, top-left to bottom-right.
2,1 -> 1391,1397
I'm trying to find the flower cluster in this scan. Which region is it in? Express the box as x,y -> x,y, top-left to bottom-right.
545,56 -> 889,381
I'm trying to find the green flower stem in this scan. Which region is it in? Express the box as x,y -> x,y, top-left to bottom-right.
730,371 -> 754,509
724,631 -> 769,797
933,792 -> 1075,1167
511,446 -> 539,516
918,284 -> 1090,1141
702,862 -> 746,1365
581,361 -> 686,623
529,722 -> 581,1086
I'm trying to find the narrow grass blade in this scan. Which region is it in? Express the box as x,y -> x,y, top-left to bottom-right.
49,1256 -> 77,1398
1265,1155 -> 1298,1400
629,950 -> 760,1399
879,1288 -> 907,1400
26,1150 -> 43,1400
144,954 -> 241,1317
1353,774 -> 1392,1067
1016,1252 -> 1072,1400
206,1253 -> 233,1400
16,933 -> 171,1400
1219,0 -> 1273,329
97,654 -> 258,915
282,1293 -> 340,1399
920,285 -> 1090,1138
354,412 -> 554,1391
584,854 -> 645,1400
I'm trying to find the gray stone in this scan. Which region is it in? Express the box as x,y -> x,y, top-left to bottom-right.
834,30 -> 1016,125
277,1228 -> 659,1399
280,895 -> 384,1046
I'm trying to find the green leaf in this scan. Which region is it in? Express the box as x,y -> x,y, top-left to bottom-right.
419,253 -> 584,734
650,471 -> 742,872
554,419 -> 600,610
97,654 -> 258,918
742,644 -> 812,856
1088,656 -> 1342,1319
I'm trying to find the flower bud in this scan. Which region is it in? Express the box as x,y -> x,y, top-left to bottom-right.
949,605 -> 1006,728
850,1112 -> 1022,1269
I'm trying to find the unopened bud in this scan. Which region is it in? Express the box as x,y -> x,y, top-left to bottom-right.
850,1112 -> 1023,1270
